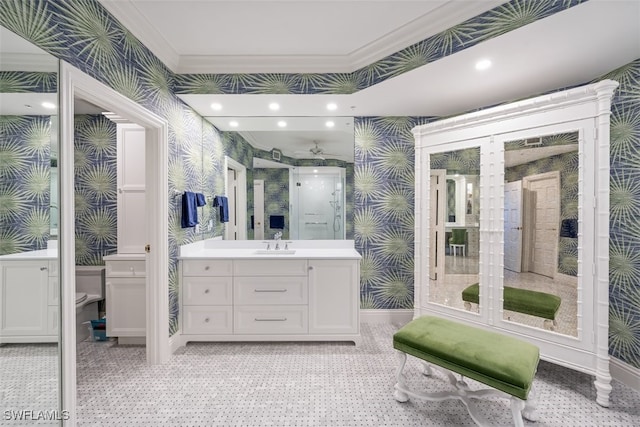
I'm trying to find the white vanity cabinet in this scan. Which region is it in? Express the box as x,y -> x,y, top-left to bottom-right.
104,255 -> 145,342
181,259 -> 233,335
0,257 -> 58,343
308,259 -> 359,335
178,242 -> 361,345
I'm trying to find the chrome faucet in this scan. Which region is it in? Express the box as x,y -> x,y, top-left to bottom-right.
274,232 -> 282,250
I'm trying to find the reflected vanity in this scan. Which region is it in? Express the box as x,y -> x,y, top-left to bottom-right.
413,80 -> 618,406
0,25 -> 60,417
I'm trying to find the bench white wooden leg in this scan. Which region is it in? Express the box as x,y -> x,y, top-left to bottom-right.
393,351 -> 410,402
522,383 -> 539,421
393,351 -> 535,427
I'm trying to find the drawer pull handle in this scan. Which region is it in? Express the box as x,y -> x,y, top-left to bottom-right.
254,289 -> 287,293
204,265 -> 210,271
254,317 -> 287,322
204,318 -> 210,323
204,289 -> 210,294
40,267 -> 48,271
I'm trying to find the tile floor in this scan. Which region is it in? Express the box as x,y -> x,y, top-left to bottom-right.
2,322 -> 639,426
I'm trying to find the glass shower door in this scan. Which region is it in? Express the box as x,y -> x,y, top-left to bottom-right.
291,167 -> 345,240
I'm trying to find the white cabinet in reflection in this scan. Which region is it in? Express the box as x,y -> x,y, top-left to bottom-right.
0,259 -> 58,343
413,80 -> 618,407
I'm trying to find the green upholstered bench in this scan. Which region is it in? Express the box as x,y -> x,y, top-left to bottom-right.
462,283 -> 561,331
393,315 -> 540,427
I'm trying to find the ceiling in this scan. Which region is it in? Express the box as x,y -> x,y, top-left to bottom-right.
98,0 -> 640,162
3,2 -> 639,162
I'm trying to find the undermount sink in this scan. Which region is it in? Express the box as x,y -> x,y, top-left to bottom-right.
253,249 -> 296,255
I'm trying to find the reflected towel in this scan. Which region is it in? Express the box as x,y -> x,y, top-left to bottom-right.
195,193 -> 207,207
213,196 -> 229,223
181,191 -> 199,228
270,215 -> 285,229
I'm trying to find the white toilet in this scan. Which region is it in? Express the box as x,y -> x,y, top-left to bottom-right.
75,266 -> 105,343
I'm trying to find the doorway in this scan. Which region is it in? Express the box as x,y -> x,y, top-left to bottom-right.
224,156 -> 247,240
60,62 -> 169,423
523,171 -> 560,278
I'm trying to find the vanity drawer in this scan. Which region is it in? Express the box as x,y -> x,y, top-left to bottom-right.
234,259 -> 307,277
234,277 -> 307,305
105,260 -> 146,277
234,305 -> 308,334
183,277 -> 232,306
182,306 -> 232,335
182,260 -> 233,277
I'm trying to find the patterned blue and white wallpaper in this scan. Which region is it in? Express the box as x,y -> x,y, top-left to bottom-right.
1,0 -> 639,368
73,114 -> 117,265
0,115 -> 52,255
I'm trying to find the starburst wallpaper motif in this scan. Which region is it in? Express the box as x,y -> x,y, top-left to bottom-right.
1,0 -> 639,367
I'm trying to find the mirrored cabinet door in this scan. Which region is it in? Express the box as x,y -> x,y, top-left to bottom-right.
501,131 -> 579,337
0,25 -> 60,419
427,146 -> 481,311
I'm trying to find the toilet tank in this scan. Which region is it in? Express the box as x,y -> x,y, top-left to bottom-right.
75,266 -> 105,299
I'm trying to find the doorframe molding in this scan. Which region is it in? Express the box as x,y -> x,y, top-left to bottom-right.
60,62 -> 169,426
224,156 -> 247,240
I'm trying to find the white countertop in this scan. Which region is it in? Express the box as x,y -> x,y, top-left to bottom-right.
103,253 -> 146,261
179,239 -> 361,260
0,247 -> 58,261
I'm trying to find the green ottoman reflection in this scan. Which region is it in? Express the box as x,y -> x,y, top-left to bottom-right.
393,315 -> 540,427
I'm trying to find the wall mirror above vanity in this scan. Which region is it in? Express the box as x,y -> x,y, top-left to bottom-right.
414,80 -> 618,407
178,91 -> 356,242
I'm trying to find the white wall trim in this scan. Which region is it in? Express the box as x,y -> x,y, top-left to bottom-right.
360,309 -> 413,324
169,333 -> 184,355
610,358 -> 640,392
60,61 -> 169,426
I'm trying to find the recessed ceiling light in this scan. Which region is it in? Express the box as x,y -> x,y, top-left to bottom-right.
41,101 -> 56,109
326,102 -> 337,111
325,121 -> 335,128
475,59 -> 492,71
211,102 -> 222,111
277,121 -> 287,128
269,102 -> 280,111
229,121 -> 239,127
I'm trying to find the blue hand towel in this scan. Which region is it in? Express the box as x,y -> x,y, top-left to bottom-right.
270,215 -> 285,229
213,196 -> 229,223
181,191 -> 198,228
195,193 -> 207,207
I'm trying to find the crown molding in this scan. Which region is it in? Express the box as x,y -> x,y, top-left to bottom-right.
0,53 -> 58,72
99,0 -> 180,72
101,0 -> 506,75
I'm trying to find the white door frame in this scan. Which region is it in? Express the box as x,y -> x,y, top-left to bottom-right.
253,179 -> 265,240
224,156 -> 247,240
60,62 -> 169,426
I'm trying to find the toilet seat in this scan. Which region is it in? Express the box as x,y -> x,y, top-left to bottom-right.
75,292 -> 87,304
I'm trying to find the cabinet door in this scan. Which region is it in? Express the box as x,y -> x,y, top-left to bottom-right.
0,262 -> 49,336
117,124 -> 146,254
308,260 -> 359,334
106,277 -> 146,336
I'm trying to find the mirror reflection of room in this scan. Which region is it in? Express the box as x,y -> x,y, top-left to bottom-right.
502,132 -> 579,337
0,25 -> 60,418
428,147 -> 480,309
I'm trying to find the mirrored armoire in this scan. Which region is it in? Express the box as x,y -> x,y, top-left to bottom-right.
413,80 -> 618,406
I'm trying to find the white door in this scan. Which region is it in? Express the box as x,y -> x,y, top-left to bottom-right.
504,180 -> 523,272
253,179 -> 265,240
525,171 -> 560,278
226,168 -> 238,240
117,124 -> 146,254
430,170 -> 446,281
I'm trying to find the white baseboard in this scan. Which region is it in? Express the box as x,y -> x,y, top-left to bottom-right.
610,357 -> 640,392
360,309 -> 413,324
169,333 -> 183,354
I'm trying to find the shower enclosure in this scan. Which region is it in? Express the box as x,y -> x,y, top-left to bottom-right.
290,167 -> 346,240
